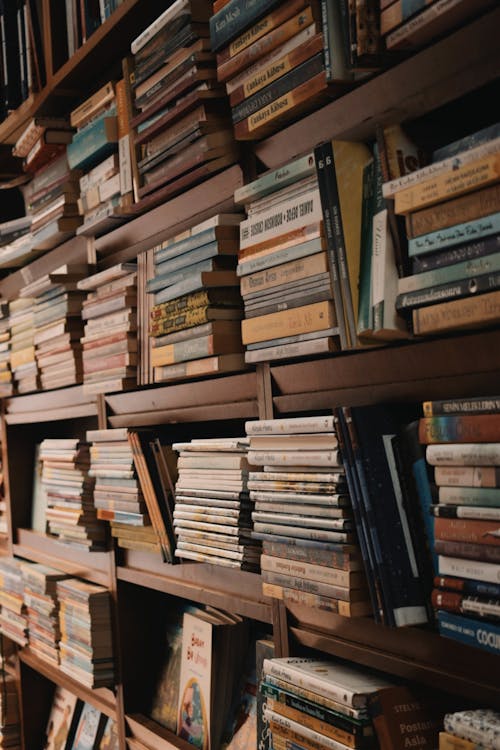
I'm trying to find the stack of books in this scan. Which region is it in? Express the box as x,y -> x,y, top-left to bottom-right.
246,415 -> 370,616
20,264 -> 88,390
172,436 -> 261,570
0,216 -> 32,270
0,302 -> 13,397
129,0 -> 238,212
67,82 -> 120,236
20,562 -> 69,665
419,396 -> 500,655
210,1 -> 352,141
381,0 -> 496,51
39,438 -> 106,551
237,153 -> 340,362
261,657 -> 393,750
148,213 -> 245,382
0,558 -> 28,646
88,427 -> 159,554
0,675 -> 21,750
8,297 -> 39,394
77,262 -> 138,394
385,122 -> 500,337
56,577 -> 115,688
440,709 -> 500,749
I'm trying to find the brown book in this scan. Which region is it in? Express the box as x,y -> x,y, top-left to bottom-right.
135,64 -> 218,114
24,143 -> 67,175
83,352 -> 137,374
217,7 -> 318,83
380,0 -> 434,35
154,352 -> 246,382
406,183 -> 500,238
367,686 -> 443,750
241,300 -> 336,344
434,516 -> 500,547
412,289 -> 500,335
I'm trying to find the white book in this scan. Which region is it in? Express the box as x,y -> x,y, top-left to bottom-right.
131,0 -> 189,54
248,450 -> 342,467
444,710 -> 500,750
426,443 -> 500,466
438,555 -> 500,584
246,415 -> 335,435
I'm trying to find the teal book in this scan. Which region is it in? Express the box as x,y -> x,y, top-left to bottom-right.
398,250 -> 500,294
67,108 -> 118,172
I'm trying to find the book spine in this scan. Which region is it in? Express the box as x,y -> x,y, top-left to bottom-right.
262,666 -> 359,711
262,541 -> 356,570
426,443 -> 500,466
433,505 -> 500,521
241,300 -> 335,345
357,156 -> 375,338
70,81 -> 114,128
438,731 -> 480,750
437,610 -> 500,656
386,0 -> 483,50
435,123 -> 500,162
238,235 -> 324,276
413,287 -> 500,335
67,116 -> 118,172
260,554 -> 358,588
406,182 -> 500,238
248,449 -> 340,467
241,252 -> 328,296
394,153 -> 500,215
419,414 -> 500,444
434,465 -> 500,489
246,415 -> 335,434
438,485 -> 500,506
438,555 -> 500,584
435,574 -> 500,599
210,0 -> 282,52
154,228 -> 218,264
399,251 -> 500,294
408,212 -> 500,258
150,308 -> 215,337
434,517 -> 500,547
384,137 -> 500,199
397,271 -> 500,312
423,395 -> 500,417
266,709 -> 355,750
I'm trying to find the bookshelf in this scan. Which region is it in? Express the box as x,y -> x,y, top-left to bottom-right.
0,2 -> 499,749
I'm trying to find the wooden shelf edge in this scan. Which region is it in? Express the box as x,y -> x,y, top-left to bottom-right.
19,648 -> 117,717
291,625 -> 500,708
126,714 -> 194,750
117,554 -> 272,624
255,6 -> 500,167
4,384 -> 96,417
14,530 -> 113,587
5,403 -> 98,425
109,400 -> 259,428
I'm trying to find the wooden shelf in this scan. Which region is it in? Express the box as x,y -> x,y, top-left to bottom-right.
95,165 -> 243,266
270,328 -> 500,413
117,550 -> 272,623
3,385 -> 97,425
285,604 -> 500,708
14,530 -> 113,588
255,6 -> 500,167
105,371 -> 260,427
19,648 -> 117,718
126,714 -> 194,750
0,0 -> 163,145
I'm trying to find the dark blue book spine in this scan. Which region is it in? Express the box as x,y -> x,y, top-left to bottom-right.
210,0 -> 282,52
436,575 -> 500,599
396,270 -> 500,313
411,234 -> 500,273
433,123 -> 500,161
437,610 -> 500,655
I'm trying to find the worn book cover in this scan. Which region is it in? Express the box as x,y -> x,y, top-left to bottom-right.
177,612 -> 212,749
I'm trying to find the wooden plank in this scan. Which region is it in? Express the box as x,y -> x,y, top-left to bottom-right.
106,372 -> 258,415
127,714 -> 194,750
256,363 -> 274,420
95,166 -> 243,264
4,385 -> 95,414
117,551 -> 272,623
5,403 -> 98,425
19,649 -> 117,717
109,401 -> 259,428
255,7 -> 500,167
14,530 -> 113,587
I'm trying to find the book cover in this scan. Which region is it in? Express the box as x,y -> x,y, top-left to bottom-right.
177,612 -> 212,749
70,702 -> 106,750
44,687 -> 82,750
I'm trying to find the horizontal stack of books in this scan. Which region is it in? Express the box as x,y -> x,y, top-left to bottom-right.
78,262 -> 138,394
0,558 -> 28,646
172,436 -> 261,570
88,427 -> 158,554
210,0 -> 353,141
0,674 -> 21,750
440,709 -> 500,749
0,216 -> 32,270
20,264 -> 88,391
67,82 -> 121,236
56,577 -> 115,688
20,562 -> 69,665
129,0 -> 237,212
385,122 -> 500,337
39,438 -> 106,551
419,395 -> 500,655
148,213 -> 245,382
237,153 -> 340,362
8,297 -> 38,394
381,0 -> 496,51
261,657 -> 393,750
0,302 -> 12,397
247,415 -> 370,616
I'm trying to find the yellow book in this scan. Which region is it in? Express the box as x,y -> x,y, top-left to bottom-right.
412,288 -> 500,335
439,732 -> 480,750
10,345 -> 35,370
241,300 -> 336,344
394,152 -> 500,214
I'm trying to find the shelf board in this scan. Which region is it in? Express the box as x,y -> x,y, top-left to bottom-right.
270,328 -> 500,413
3,385 -> 97,424
117,550 -> 272,623
19,648 -> 117,718
285,605 -> 500,707
106,371 -> 259,427
14,530 -> 113,587
0,0 -> 162,145
94,165 -> 243,266
127,714 -> 194,750
255,6 -> 500,167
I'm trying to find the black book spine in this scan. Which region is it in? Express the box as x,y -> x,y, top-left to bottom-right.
210,0 -> 282,52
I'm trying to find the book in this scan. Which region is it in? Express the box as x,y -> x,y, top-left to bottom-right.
367,686 -> 444,750
44,687 -> 82,750
412,288 -> 500,335
71,703 -> 107,750
444,710 -> 500,748
437,610 -> 500,655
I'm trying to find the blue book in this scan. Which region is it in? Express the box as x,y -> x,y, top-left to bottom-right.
67,107 -> 118,172
154,227 -> 223,264
151,241 -> 234,285
408,212 -> 500,257
436,575 -> 500,600
209,0 -> 282,52
437,610 -> 500,656
433,122 -> 500,161
148,258 -> 228,295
